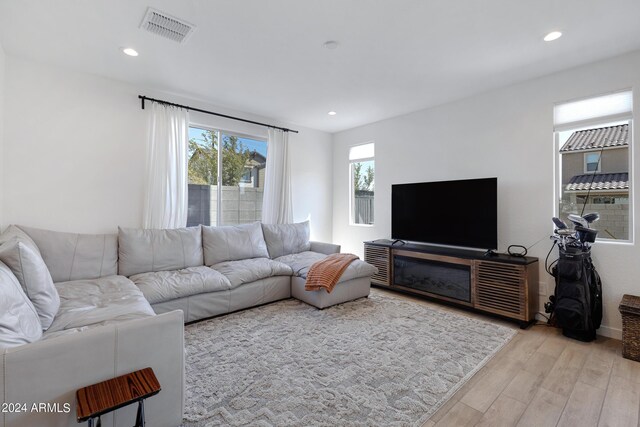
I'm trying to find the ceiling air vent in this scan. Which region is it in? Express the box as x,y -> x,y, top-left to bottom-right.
140,7 -> 196,44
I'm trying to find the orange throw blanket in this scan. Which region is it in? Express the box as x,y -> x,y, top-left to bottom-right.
305,253 -> 359,294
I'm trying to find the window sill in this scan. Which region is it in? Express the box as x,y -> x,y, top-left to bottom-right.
594,238 -> 634,246
349,223 -> 375,228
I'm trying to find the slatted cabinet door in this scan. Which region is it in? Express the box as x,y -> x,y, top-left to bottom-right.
473,260 -> 538,322
364,244 -> 391,286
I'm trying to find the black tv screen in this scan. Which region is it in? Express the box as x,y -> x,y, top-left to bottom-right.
392,177 -> 497,250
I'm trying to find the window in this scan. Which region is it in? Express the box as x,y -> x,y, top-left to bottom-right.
554,90 -> 633,241
240,167 -> 252,184
584,152 -> 601,173
349,143 -> 375,225
187,126 -> 267,226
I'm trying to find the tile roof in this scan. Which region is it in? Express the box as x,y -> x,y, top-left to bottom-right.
560,124 -> 628,152
565,172 -> 629,192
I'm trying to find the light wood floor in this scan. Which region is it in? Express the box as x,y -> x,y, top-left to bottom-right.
372,288 -> 640,427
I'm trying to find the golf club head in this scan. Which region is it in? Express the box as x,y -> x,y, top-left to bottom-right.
567,214 -> 588,228
575,225 -> 598,243
552,217 -> 568,229
582,212 -> 600,224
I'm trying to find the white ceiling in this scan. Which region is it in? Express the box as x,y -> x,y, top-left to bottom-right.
1,0 -> 640,133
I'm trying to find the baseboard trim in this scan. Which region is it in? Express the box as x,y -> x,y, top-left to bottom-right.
597,325 -> 622,340
534,313 -> 622,340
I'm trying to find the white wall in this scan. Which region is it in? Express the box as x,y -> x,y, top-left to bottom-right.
3,57 -> 146,233
0,41 -> 5,229
1,56 -> 333,241
333,49 -> 640,339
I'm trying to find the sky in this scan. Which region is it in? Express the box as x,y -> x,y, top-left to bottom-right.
188,127 -> 268,157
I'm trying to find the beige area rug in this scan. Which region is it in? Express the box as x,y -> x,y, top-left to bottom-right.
182,291 -> 516,426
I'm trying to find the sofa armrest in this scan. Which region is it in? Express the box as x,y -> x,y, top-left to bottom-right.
0,310 -> 184,427
310,241 -> 341,255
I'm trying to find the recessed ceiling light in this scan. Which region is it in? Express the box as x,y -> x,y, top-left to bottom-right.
543,31 -> 562,42
322,41 -> 339,50
328,111 -> 337,116
122,47 -> 139,57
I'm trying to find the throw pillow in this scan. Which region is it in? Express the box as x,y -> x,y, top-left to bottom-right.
0,261 -> 43,348
0,239 -> 60,330
0,224 -> 41,255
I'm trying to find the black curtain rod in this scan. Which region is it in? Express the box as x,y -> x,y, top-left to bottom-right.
138,95 -> 299,134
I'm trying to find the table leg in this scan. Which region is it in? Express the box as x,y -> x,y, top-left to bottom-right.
134,400 -> 145,427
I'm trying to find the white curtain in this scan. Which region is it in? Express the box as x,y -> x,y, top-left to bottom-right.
262,128 -> 293,224
142,102 -> 190,229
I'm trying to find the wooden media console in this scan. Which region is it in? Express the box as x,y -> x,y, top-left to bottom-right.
364,240 -> 539,328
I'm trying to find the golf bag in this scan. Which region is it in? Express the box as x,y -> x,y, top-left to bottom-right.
549,246 -> 602,342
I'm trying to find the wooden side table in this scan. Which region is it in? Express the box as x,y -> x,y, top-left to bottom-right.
76,367 -> 161,427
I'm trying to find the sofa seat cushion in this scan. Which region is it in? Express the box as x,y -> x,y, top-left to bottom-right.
130,266 -> 232,304
45,275 -> 155,336
210,258 -> 293,289
276,251 -> 378,283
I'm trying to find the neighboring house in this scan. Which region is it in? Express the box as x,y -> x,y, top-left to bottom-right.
240,152 -> 266,189
560,124 -> 629,239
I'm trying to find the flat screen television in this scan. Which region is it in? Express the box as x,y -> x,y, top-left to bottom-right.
392,177 -> 497,250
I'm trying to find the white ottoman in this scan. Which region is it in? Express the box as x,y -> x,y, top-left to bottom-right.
291,276 -> 371,309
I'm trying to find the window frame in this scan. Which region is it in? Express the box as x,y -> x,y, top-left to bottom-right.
553,110 -> 633,244
348,142 -> 375,227
188,124 -> 267,226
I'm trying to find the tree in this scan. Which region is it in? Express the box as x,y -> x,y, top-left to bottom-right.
353,161 -> 374,191
353,162 -> 363,191
188,130 -> 217,185
221,135 -> 251,186
188,131 -> 252,187
363,165 -> 374,191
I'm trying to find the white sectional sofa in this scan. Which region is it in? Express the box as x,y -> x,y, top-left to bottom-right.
0,221 -> 376,427
0,225 -> 185,427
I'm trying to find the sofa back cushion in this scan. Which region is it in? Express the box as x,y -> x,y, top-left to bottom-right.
118,226 -> 203,277
0,261 -> 43,348
16,225 -> 118,283
0,227 -> 60,330
202,222 -> 269,266
0,224 -> 41,255
261,221 -> 311,259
